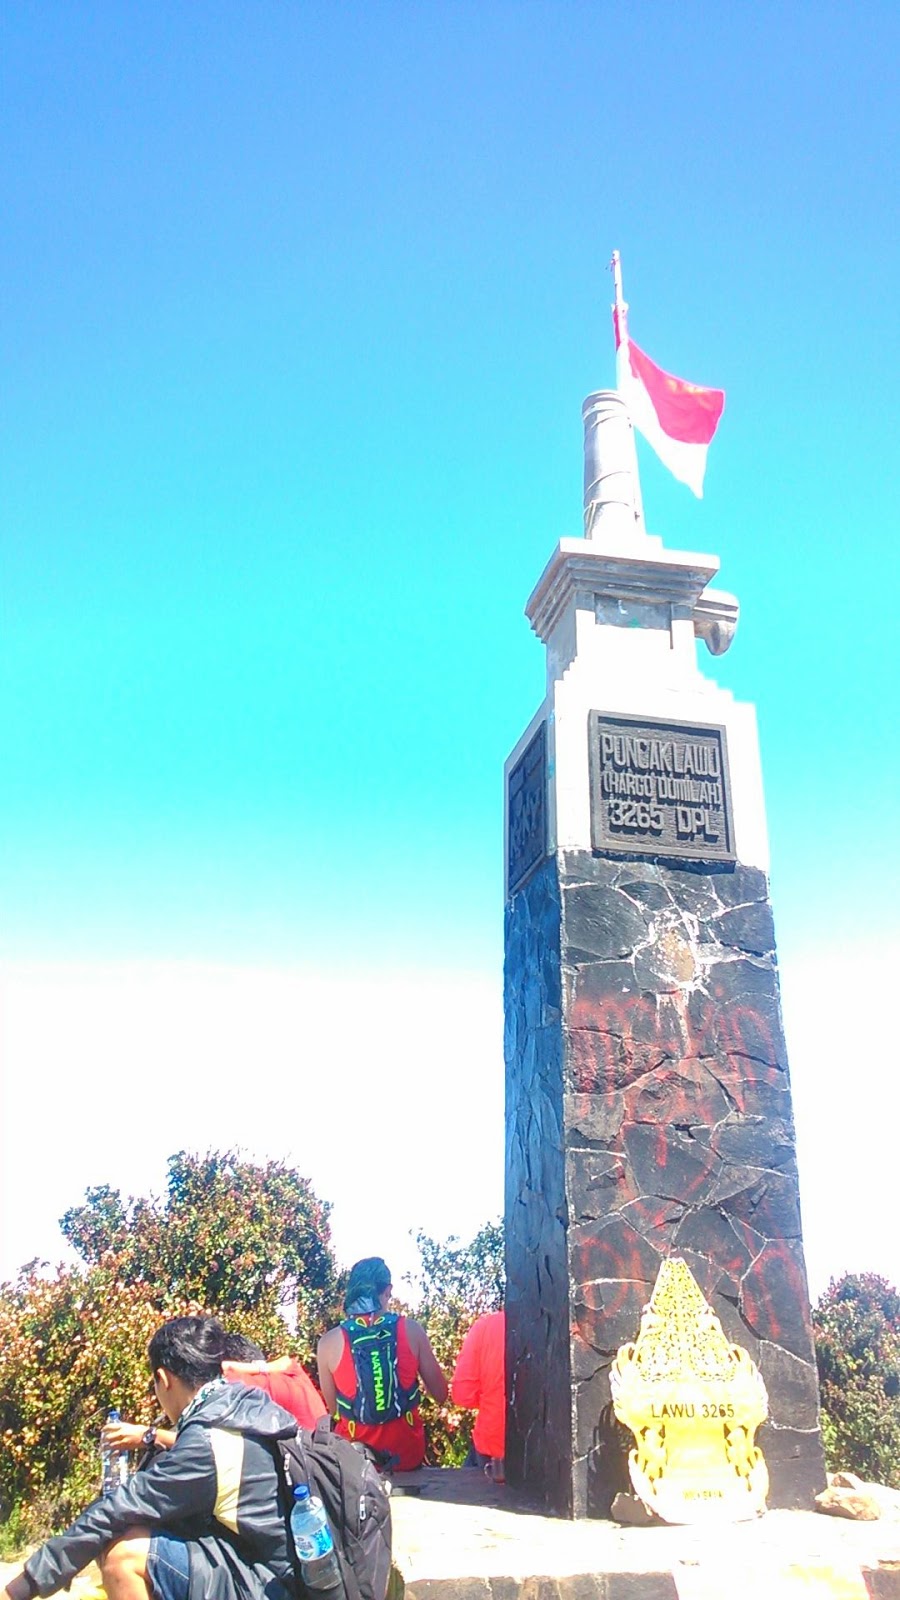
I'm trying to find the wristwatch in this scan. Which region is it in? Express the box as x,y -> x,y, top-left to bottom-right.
142,1426 -> 158,1449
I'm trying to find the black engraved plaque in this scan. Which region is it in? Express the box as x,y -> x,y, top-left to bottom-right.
589,711 -> 735,862
507,723 -> 547,894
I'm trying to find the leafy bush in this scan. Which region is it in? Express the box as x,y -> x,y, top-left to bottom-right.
0,1178 -> 501,1540
60,1149 -> 337,1359
813,1272 -> 900,1486
0,1151 -> 337,1542
407,1220 -> 504,1465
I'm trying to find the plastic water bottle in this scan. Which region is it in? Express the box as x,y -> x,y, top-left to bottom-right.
100,1408 -> 129,1495
289,1486 -> 345,1598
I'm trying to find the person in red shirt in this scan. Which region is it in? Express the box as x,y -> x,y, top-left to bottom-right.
451,1309 -> 505,1482
317,1256 -> 448,1471
220,1333 -> 328,1430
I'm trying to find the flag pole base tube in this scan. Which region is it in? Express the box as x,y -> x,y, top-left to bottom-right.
582,390 -> 645,543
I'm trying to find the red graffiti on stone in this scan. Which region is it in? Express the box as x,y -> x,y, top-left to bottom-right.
570,982 -> 779,1096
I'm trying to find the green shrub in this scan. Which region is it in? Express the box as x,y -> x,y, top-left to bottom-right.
813,1272 -> 900,1486
0,1500 -> 32,1561
408,1220 -> 504,1466
0,1151 -> 336,1542
0,1177 -> 503,1536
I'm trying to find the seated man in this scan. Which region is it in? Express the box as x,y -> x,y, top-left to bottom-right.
317,1257 -> 447,1471
2,1315 -> 299,1600
451,1309 -> 505,1483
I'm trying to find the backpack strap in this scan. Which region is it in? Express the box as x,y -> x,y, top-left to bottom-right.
314,1415 -> 392,1472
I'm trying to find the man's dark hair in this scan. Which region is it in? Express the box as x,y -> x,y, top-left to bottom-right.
222,1332 -> 267,1362
148,1316 -> 226,1386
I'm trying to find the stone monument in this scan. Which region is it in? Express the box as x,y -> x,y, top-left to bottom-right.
503,389 -> 825,1518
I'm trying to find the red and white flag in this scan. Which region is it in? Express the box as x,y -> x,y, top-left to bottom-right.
613,301 -> 725,498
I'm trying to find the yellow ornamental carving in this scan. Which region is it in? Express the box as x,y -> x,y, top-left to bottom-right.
610,1257 -> 769,1523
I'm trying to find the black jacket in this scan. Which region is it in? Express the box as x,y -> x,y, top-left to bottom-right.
21,1381 -> 299,1600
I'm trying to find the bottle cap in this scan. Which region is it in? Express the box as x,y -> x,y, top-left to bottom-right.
107,1409 -> 121,1421
292,1485 -> 311,1502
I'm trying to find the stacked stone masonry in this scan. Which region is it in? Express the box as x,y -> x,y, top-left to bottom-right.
504,850 -> 825,1519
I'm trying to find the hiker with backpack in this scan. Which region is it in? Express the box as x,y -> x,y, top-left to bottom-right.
1,1316 -> 391,1600
1,1316 -> 302,1600
317,1257 -> 448,1471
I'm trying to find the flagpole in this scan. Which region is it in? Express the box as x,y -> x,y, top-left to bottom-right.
610,248 -> 628,365
611,249 -> 625,313
608,249 -> 644,531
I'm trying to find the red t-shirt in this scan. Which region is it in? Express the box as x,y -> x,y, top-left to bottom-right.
332,1316 -> 425,1470
451,1310 -> 505,1459
222,1358 -> 327,1430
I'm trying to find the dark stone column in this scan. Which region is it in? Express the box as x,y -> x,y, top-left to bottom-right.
504,849 -> 825,1518
503,856 -> 572,1513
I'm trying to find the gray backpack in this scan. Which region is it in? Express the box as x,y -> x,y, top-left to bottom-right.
275,1416 -> 392,1600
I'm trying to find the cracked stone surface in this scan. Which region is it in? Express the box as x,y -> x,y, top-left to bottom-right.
505,852 -> 825,1520
388,1470 -> 900,1600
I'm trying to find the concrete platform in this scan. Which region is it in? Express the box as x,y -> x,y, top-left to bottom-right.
5,1471 -> 900,1600
389,1469 -> 900,1600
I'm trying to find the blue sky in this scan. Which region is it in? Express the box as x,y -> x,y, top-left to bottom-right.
2,2 -> 898,1295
